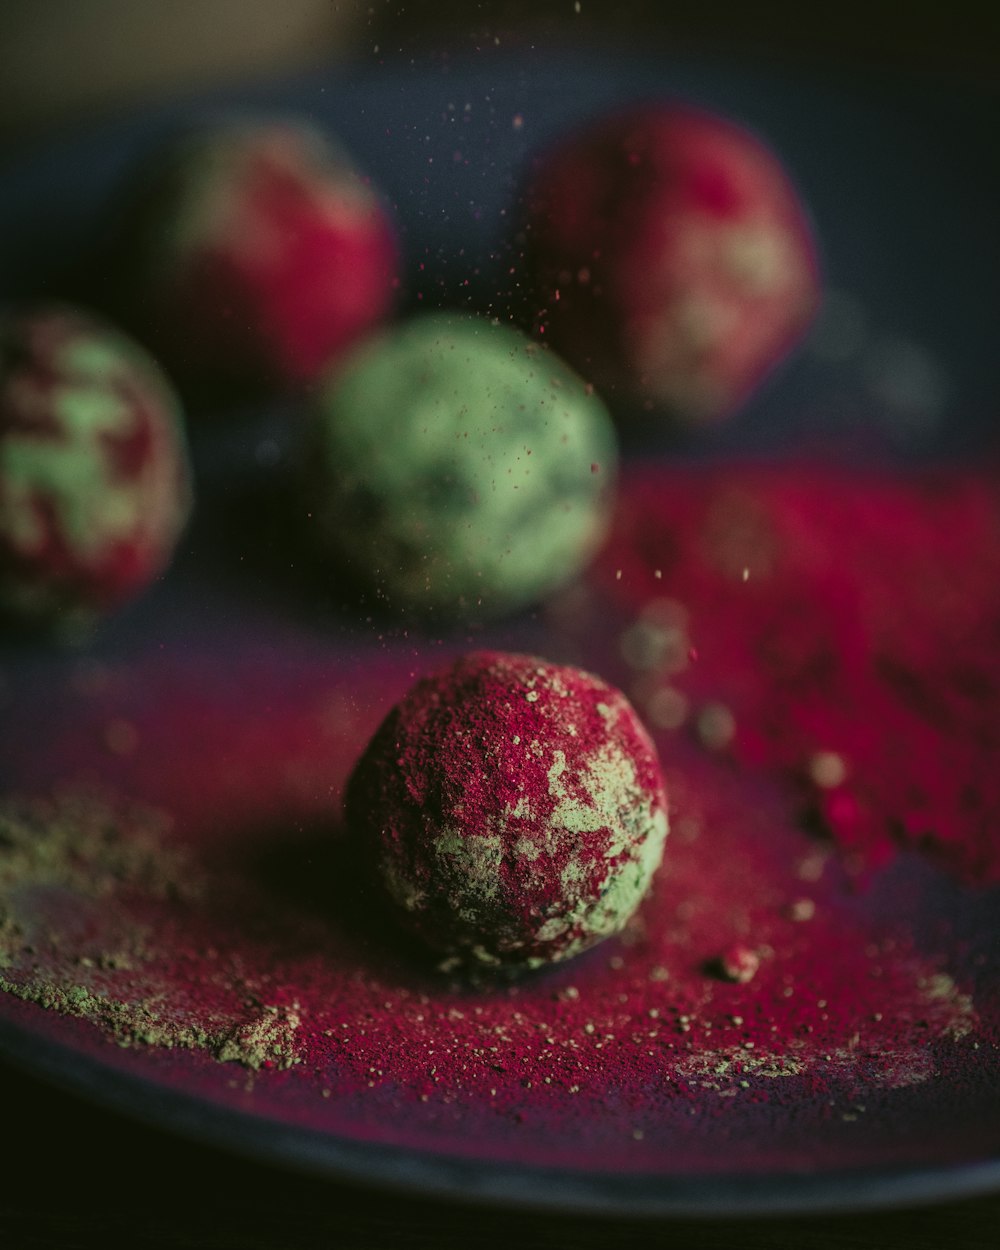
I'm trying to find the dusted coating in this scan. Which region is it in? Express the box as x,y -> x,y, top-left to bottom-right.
521,103 -> 819,424
0,306 -> 192,627
109,120 -> 399,391
345,651 -> 668,970
306,313 -> 617,619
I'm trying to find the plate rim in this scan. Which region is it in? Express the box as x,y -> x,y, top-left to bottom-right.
2,1008 -> 998,1218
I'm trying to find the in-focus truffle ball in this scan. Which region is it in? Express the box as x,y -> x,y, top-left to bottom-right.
345,651 -> 668,970
109,121 -> 399,392
305,313 -> 617,619
0,306 -> 192,628
520,103 -> 820,424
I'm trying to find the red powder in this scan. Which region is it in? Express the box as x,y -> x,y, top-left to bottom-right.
591,462 -> 1000,886
345,651 -> 667,969
0,570 -> 996,1178
0,463 -> 997,1180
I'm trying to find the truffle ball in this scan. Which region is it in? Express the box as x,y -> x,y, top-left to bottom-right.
0,306 -> 193,628
305,313 -> 617,619
520,103 -> 820,424
109,121 -> 399,392
345,651 -> 668,970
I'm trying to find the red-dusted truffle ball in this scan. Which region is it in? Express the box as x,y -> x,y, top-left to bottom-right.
520,103 -> 820,424
345,651 -> 668,971
0,306 -> 192,629
110,121 -> 399,393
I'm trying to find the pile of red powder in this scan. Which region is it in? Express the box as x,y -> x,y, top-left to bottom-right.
590,462 -> 1000,886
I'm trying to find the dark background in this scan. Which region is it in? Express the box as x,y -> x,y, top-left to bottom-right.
1,1 -> 998,149
2,1058 -> 999,1250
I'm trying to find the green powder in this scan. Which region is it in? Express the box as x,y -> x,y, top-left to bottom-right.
0,796 -> 303,1071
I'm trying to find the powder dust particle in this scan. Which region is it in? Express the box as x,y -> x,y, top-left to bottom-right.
707,944 -> 761,984
788,898 -> 816,922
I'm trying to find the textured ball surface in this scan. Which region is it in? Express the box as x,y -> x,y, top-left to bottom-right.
345,651 -> 668,970
306,313 -> 617,619
520,103 -> 820,424
110,121 -> 399,391
0,306 -> 192,627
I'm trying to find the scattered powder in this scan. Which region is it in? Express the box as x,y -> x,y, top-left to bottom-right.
0,795 -> 301,1070
0,757 -> 991,1130
0,456 -> 997,1172
595,463 -> 1000,885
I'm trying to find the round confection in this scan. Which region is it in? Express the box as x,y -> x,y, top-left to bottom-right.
305,312 -> 617,620
0,306 -> 193,628
519,103 -> 820,425
345,650 -> 668,970
108,120 -> 399,392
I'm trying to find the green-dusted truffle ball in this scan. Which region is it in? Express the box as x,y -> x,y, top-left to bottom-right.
305,313 -> 617,618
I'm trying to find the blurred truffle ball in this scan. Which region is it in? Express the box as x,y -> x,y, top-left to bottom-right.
520,103 -> 820,425
303,312 -> 618,620
0,306 -> 192,629
345,650 -> 668,970
107,120 -> 400,395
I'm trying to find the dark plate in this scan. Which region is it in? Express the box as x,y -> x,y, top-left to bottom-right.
0,50 -> 998,1217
